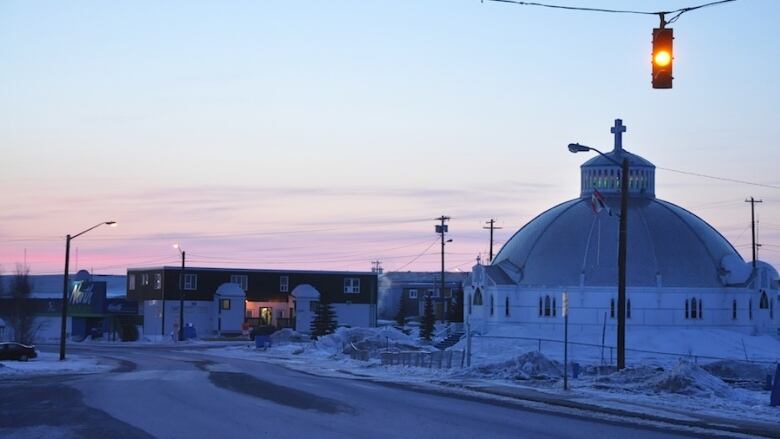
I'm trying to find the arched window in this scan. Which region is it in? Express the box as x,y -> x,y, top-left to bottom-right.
538,297 -> 543,316
732,299 -> 737,320
698,299 -> 703,319
691,298 -> 698,319
490,295 -> 494,316
749,299 -> 753,320
627,299 -> 631,319
473,289 -> 483,306
505,297 -> 510,317
610,298 -> 615,319
685,299 -> 689,319
467,294 -> 472,315
552,297 -> 557,317
760,291 -> 769,309
544,296 -> 551,316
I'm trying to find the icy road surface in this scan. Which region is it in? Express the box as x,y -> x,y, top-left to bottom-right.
0,345 -> 701,439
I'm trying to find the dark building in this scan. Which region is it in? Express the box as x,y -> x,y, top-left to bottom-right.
381,272 -> 466,323
127,266 -> 378,337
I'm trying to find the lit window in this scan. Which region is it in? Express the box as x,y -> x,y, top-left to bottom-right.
154,273 -> 162,290
408,289 -> 418,299
128,274 -> 136,290
230,275 -> 248,291
220,299 -> 230,310
280,276 -> 289,292
183,274 -> 197,290
344,278 -> 360,294
141,274 -> 149,286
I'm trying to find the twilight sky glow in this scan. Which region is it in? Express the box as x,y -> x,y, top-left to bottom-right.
2,0 -> 779,275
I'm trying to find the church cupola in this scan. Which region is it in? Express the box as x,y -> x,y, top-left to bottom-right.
579,119 -> 656,199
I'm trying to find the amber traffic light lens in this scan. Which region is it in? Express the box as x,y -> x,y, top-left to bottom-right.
654,51 -> 671,67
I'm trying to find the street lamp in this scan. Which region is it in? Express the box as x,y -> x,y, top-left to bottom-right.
60,221 -> 117,361
568,141 -> 629,370
173,243 -> 186,341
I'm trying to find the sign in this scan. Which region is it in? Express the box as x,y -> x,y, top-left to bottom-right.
68,280 -> 106,316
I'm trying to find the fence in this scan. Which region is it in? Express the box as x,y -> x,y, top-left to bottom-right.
471,334 -> 779,367
379,350 -> 465,369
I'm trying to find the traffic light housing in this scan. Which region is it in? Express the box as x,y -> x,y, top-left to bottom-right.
652,27 -> 673,89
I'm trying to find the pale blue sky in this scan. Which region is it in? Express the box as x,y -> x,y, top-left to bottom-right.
2,0 -> 779,274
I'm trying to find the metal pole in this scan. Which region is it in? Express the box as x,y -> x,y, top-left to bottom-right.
59,235 -> 71,361
440,217 -> 445,307
563,291 -> 569,390
179,250 -> 185,341
617,158 -> 629,370
161,274 -> 166,338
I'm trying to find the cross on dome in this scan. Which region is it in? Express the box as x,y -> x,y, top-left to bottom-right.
611,119 -> 627,151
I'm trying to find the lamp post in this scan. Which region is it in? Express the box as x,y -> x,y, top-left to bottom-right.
568,141 -> 629,370
60,221 -> 117,361
173,244 -> 186,341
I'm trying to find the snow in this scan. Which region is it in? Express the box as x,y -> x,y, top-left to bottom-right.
0,352 -> 110,377
197,325 -> 780,430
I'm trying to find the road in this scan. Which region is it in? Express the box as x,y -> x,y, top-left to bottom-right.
0,345 -> 704,439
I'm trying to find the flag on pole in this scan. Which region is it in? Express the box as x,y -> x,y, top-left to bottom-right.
591,189 -> 612,215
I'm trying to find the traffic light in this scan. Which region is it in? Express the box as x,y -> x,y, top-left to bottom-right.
652,27 -> 673,89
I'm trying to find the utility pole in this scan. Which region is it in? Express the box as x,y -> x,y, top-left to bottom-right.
745,197 -> 763,269
483,219 -> 503,262
435,216 -> 450,305
370,260 -> 383,274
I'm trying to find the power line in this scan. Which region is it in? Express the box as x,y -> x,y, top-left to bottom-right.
657,166 -> 780,190
483,0 -> 737,24
390,238 -> 440,272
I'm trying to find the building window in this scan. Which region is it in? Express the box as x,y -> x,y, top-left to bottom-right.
685,299 -> 689,319
698,299 -> 703,319
408,289 -> 418,299
220,299 -> 230,310
627,299 -> 631,319
732,299 -> 737,320
544,296 -> 551,317
610,298 -> 615,319
183,274 -> 197,290
141,273 -> 150,286
749,299 -> 753,320
230,275 -> 248,291
473,289 -> 483,305
552,297 -> 557,317
129,274 -> 136,291
280,276 -> 289,292
344,278 -> 360,294
505,297 -> 510,317
154,273 -> 162,290
538,297 -> 543,316
690,298 -> 698,319
760,291 -> 769,309
490,295 -> 494,316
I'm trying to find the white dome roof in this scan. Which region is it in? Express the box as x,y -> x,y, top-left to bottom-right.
291,284 -> 320,299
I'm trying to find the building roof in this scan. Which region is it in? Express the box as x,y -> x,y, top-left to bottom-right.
492,196 -> 748,288
381,271 -> 468,285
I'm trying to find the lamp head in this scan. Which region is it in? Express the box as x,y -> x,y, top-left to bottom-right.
446,239 -> 453,243
105,221 -> 118,227
568,143 -> 590,153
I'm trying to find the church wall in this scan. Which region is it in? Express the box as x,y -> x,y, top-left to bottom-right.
466,284 -> 776,335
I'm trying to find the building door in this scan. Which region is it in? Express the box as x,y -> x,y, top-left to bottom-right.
259,307 -> 272,326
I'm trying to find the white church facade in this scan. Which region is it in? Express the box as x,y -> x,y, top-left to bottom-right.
466,119 -> 779,337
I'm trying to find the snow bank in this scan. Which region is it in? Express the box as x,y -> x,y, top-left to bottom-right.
465,351 -> 562,381
702,359 -> 775,389
270,328 -> 308,344
0,352 -> 109,377
314,326 -> 421,357
593,359 -> 733,398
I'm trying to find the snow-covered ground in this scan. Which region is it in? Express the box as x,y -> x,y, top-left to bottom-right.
0,352 -> 110,377
198,325 -> 780,429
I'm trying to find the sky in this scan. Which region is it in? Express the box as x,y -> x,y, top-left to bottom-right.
1,0 -> 779,276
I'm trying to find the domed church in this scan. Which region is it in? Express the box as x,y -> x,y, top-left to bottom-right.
467,119 -> 779,336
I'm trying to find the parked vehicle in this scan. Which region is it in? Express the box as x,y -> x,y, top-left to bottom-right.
0,342 -> 37,361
